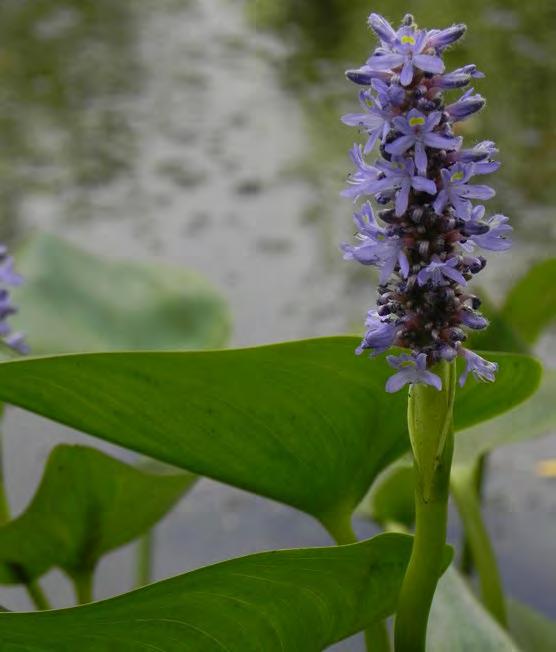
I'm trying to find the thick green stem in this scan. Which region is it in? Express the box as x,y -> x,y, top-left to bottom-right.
394,361 -> 456,652
451,464 -> 507,627
25,580 -> 51,611
325,516 -> 391,652
72,569 -> 94,605
135,530 -> 154,588
459,455 -> 486,576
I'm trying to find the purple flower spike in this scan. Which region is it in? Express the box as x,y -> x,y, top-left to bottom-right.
341,14 -> 510,390
417,256 -> 467,287
386,353 -> 442,393
459,349 -> 498,386
387,109 -> 461,176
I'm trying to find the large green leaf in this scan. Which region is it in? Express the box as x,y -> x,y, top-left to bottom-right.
455,369 -> 556,465
0,445 -> 195,585
501,258 -> 556,346
508,599 -> 556,652
428,568 -> 520,651
11,232 -> 230,353
0,339 -> 540,533
0,534 -> 413,651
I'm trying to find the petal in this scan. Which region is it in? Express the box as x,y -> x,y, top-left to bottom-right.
368,13 -> 397,45
392,116 -> 413,135
413,54 -> 445,74
398,250 -> 410,278
367,53 -> 405,70
363,129 -> 381,154
414,141 -> 428,176
411,176 -> 437,195
473,160 -> 501,175
424,111 -> 442,130
400,59 -> 414,86
433,190 -> 448,215
458,184 -> 496,200
386,134 -> 415,155
385,370 -> 412,393
424,133 -> 463,151
395,180 -> 411,216
419,370 -> 443,391
442,265 -> 467,285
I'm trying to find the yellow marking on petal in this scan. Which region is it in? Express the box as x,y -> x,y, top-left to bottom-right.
401,35 -> 416,45
451,171 -> 465,182
409,116 -> 425,128
537,459 -> 556,478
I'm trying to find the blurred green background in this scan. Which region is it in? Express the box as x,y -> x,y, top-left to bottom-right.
0,0 -> 554,647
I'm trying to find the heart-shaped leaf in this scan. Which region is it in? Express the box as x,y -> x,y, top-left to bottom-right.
455,369 -> 555,465
0,533 -> 414,651
428,567 -> 520,651
500,258 -> 556,346
0,339 -> 540,534
0,445 -> 195,585
11,232 -> 230,353
508,599 -> 556,652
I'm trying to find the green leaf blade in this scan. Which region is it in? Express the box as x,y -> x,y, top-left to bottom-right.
0,534 -> 413,651
0,338 -> 541,527
0,445 -> 195,584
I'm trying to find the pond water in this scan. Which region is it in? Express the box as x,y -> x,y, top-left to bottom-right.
0,0 -> 554,647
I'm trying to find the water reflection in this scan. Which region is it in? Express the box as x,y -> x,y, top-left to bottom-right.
0,0 -> 140,237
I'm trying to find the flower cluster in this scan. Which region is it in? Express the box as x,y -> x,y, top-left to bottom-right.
0,243 -> 27,354
341,13 -> 511,392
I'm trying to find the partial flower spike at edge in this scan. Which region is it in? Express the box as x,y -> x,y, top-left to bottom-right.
341,12 -> 511,393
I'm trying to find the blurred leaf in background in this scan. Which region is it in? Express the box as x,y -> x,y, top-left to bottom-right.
10,232 -> 230,353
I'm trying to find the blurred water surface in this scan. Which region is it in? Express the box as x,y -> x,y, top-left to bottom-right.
0,1 -> 554,648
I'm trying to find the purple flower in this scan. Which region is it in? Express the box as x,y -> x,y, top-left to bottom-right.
458,349 -> 498,386
356,311 -> 398,356
433,163 -> 495,219
342,205 -> 410,283
366,23 -> 445,87
467,208 -> 512,251
385,353 -> 442,393
341,91 -> 393,154
445,89 -> 486,121
386,109 -> 462,176
417,256 -> 467,286
376,157 -> 437,215
341,145 -> 382,200
432,65 -> 484,89
453,140 -> 498,163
